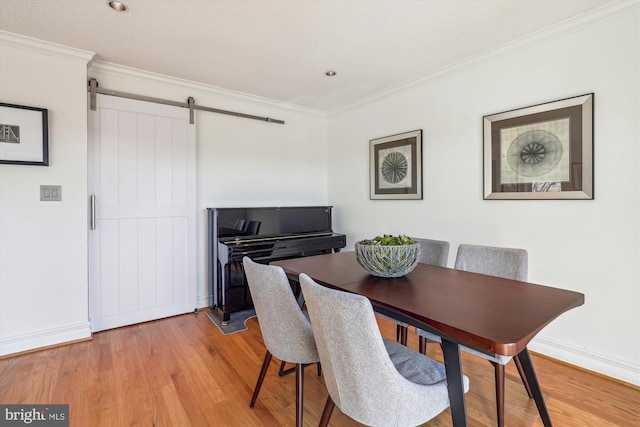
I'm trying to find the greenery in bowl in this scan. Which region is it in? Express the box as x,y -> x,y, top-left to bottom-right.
358,234 -> 417,246
355,234 -> 420,277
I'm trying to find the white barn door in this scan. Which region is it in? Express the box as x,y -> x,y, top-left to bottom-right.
88,94 -> 196,332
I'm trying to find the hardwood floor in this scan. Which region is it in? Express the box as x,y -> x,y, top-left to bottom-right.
1,312 -> 638,426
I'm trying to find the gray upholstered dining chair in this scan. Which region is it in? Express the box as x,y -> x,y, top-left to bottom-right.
299,273 -> 468,427
386,237 -> 450,345
243,257 -> 320,427
415,243 -> 532,427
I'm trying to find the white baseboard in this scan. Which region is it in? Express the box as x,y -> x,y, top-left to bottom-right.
4,307 -> 636,388
197,294 -> 211,311
529,336 -> 640,387
0,322 -> 92,357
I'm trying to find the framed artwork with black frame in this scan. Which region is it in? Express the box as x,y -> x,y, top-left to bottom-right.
370,129 -> 422,200
0,102 -> 49,166
483,93 -> 593,200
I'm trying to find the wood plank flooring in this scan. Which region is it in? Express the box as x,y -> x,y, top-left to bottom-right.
1,312 -> 638,426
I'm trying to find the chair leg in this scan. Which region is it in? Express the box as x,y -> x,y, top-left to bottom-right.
513,356 -> 534,398
317,362 -> 322,377
395,324 -> 408,345
319,395 -> 336,427
295,363 -> 304,427
492,362 -> 505,427
418,335 -> 427,354
279,360 -> 296,376
250,350 -> 272,407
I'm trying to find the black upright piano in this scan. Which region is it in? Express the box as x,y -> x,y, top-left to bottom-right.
207,206 -> 346,322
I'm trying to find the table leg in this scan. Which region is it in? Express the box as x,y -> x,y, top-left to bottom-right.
516,347 -> 552,427
441,339 -> 467,427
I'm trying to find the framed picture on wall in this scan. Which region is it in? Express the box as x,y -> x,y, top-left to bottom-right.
0,102 -> 49,166
370,129 -> 422,200
483,93 -> 593,200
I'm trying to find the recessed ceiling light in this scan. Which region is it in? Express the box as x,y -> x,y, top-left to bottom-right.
108,1 -> 128,12
325,71 -> 337,77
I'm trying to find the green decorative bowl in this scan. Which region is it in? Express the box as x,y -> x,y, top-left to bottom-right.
355,242 -> 420,278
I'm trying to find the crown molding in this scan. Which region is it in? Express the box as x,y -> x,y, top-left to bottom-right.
328,0 -> 640,117
89,60 -> 326,118
0,30 -> 95,64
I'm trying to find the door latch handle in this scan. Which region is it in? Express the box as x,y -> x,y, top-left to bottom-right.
90,194 -> 96,230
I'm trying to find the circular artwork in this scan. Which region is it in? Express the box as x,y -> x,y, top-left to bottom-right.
506,130 -> 563,177
381,151 -> 408,184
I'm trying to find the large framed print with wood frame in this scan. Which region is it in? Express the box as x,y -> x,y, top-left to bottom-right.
0,102 -> 49,166
483,93 -> 593,200
370,129 -> 422,200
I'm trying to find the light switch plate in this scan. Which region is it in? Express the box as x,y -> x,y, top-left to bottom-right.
40,185 -> 62,201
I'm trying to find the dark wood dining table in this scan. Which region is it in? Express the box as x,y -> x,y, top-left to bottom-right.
271,251 -> 584,427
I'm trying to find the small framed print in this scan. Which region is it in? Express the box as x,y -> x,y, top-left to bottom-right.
370,129 -> 422,200
0,102 -> 49,166
483,93 -> 593,200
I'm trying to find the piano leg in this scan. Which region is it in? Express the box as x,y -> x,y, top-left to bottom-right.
242,262 -> 250,306
212,260 -> 232,323
213,259 -> 253,324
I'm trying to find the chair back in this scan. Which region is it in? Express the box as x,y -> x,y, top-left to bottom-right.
243,257 -> 318,364
299,273 -> 450,426
412,237 -> 450,267
454,244 -> 527,281
245,220 -> 261,235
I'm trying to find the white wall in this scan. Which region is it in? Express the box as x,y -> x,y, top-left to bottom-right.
0,34 -> 94,354
88,63 -> 329,308
0,33 -> 328,355
1,4 -> 637,387
327,7 -> 639,385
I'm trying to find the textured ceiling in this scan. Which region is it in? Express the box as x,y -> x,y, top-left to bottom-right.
0,0 -> 613,112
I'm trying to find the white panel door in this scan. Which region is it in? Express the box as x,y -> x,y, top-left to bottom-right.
88,94 -> 196,332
